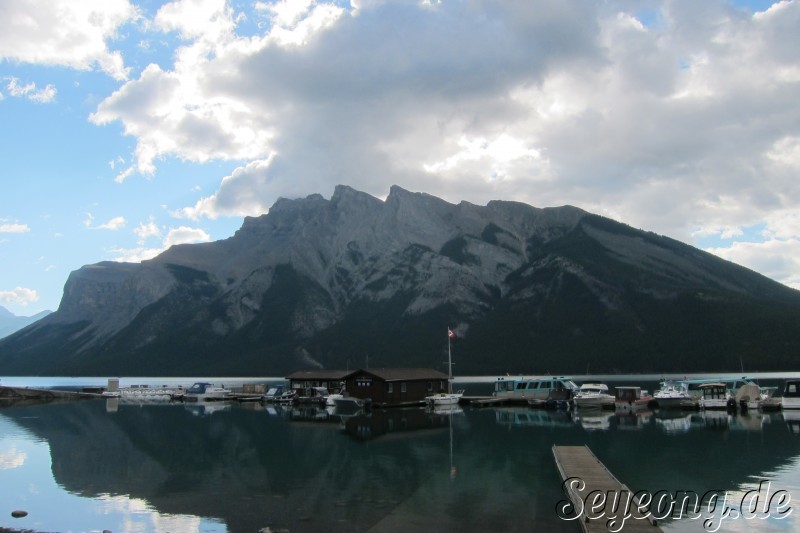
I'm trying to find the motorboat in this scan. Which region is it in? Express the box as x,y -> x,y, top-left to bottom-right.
326,393 -> 344,407
262,386 -> 285,402
295,386 -> 329,405
333,394 -> 370,412
781,380 -> 800,410
572,383 -> 614,410
426,391 -> 464,407
685,377 -> 775,410
614,386 -> 653,412
652,380 -> 695,409
183,382 -> 229,402
698,382 -> 734,410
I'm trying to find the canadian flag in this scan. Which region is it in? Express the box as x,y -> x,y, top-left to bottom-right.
448,328 -> 456,340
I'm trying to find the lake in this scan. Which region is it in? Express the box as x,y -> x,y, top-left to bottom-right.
1,377 -> 799,532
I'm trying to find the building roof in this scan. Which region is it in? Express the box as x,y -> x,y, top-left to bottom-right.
286,370 -> 351,380
352,367 -> 450,381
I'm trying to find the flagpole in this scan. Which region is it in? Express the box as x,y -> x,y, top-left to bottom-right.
447,327 -> 453,394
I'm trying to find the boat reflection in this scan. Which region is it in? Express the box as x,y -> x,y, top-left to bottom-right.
494,406 -> 573,428
491,405 -> 783,435
574,410 -> 613,431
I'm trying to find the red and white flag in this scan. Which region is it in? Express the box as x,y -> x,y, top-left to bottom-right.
448,328 -> 456,340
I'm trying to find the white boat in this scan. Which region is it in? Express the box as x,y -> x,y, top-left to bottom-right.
697,382 -> 733,410
425,328 -> 463,408
573,383 -> 614,409
326,393 -> 343,407
333,395 -> 369,412
493,376 -> 579,402
614,386 -> 653,412
686,377 -> 774,410
652,380 -> 695,409
781,379 -> 800,410
183,382 -> 229,402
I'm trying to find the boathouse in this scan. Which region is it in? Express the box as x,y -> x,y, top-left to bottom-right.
341,368 -> 450,407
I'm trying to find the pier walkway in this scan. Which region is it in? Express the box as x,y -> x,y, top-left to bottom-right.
552,445 -> 662,532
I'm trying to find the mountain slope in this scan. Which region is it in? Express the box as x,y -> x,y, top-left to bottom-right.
1,185 -> 799,376
0,306 -> 51,340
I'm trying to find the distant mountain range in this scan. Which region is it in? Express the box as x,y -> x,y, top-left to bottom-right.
1,185 -> 799,377
0,306 -> 51,340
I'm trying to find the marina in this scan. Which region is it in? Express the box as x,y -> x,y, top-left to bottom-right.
1,374 -> 800,532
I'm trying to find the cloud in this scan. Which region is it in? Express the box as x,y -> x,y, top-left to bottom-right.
80,0 -> 800,288
0,287 -> 39,307
85,213 -> 127,230
706,238 -> 800,290
134,218 -> 162,244
111,225 -> 211,262
98,216 -> 127,230
0,222 -> 30,234
0,447 -> 27,470
0,0 -> 137,80
4,78 -> 57,103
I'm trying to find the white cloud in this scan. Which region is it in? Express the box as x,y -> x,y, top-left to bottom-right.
111,225 -> 211,262
97,216 -> 127,230
0,223 -> 30,234
134,218 -> 162,244
0,287 -> 39,307
174,157 -> 278,220
4,78 -> 57,103
84,213 -> 126,231
706,238 -> 800,290
0,447 -> 27,470
0,0 -> 137,80
75,0 -> 800,289
164,226 -> 210,247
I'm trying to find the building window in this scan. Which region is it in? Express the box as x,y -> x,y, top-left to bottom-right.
440,381 -> 445,391
401,382 -> 407,393
387,383 -> 394,393
427,381 -> 433,392
356,378 -> 372,388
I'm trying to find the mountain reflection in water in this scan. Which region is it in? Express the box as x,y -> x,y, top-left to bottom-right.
0,400 -> 799,532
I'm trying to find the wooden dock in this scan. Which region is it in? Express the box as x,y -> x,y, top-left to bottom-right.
552,445 -> 662,532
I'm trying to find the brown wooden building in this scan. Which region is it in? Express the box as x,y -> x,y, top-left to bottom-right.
341,368 -> 450,407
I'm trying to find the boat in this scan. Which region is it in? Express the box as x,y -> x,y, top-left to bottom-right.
651,380 -> 695,409
295,386 -> 329,405
183,382 -> 229,402
493,376 -> 579,403
614,386 -> 653,412
425,328 -> 463,408
697,382 -> 734,410
685,377 -> 775,410
333,394 -> 370,412
572,383 -> 615,410
262,386 -> 286,402
326,392 -> 343,407
781,379 -> 800,410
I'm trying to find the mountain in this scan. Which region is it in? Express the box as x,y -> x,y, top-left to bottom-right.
1,185 -> 799,376
0,306 -> 51,340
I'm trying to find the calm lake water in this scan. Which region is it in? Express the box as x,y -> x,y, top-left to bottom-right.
1,376 -> 799,533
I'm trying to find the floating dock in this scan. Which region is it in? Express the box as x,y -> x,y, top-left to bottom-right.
552,445 -> 662,532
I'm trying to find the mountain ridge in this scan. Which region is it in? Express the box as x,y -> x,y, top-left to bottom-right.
1,185 -> 799,376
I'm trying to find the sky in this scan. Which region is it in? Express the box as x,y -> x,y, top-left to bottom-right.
1,0 -> 799,317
